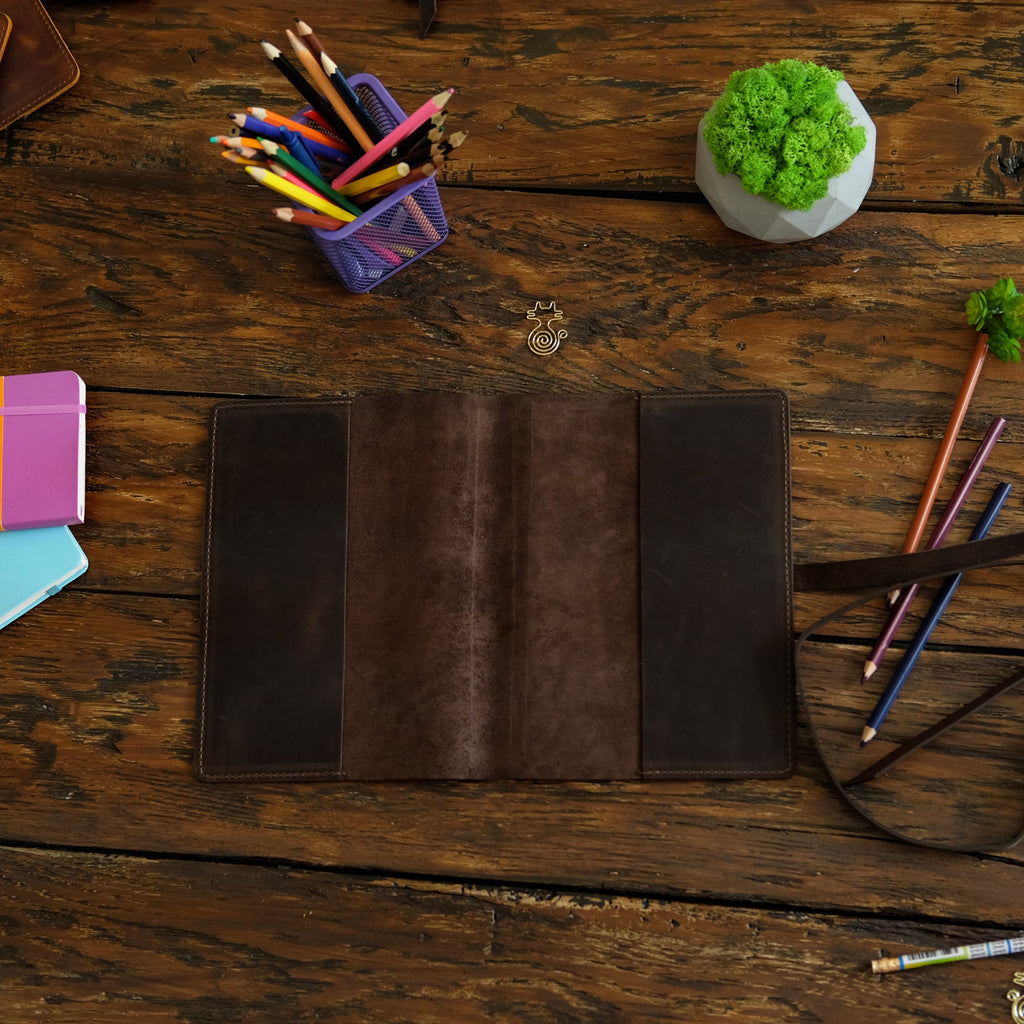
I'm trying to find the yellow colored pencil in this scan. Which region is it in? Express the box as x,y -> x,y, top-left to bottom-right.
245,166 -> 356,222
335,161 -> 411,197
353,159 -> 440,203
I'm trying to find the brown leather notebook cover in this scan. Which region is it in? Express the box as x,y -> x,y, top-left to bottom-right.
0,14 -> 12,64
195,391 -> 793,782
0,0 -> 79,131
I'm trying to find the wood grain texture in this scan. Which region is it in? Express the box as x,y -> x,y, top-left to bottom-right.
10,1 -> 1024,206
5,2 -> 1024,1020
66,392 -> 1024,636
2,173 -> 1024,427
3,587 -> 1024,913
3,846 -> 1023,1024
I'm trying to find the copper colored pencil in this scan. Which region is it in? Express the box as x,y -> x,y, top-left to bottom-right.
888,334 -> 990,603
293,18 -> 325,57
862,414 -> 1006,681
273,206 -> 346,230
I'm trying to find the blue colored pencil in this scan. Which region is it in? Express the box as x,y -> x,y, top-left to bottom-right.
861,481 -> 1013,745
228,114 -> 350,163
320,54 -> 382,144
274,127 -> 322,178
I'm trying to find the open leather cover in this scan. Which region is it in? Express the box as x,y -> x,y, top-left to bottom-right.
196,391 -> 793,782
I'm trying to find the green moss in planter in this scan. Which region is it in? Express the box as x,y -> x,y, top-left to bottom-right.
702,59 -> 867,211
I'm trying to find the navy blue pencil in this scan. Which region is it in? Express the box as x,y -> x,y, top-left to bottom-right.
258,41 -> 361,152
861,481 -> 1013,745
319,54 -> 382,144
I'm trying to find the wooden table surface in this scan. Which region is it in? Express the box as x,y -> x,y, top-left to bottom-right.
5,1 -> 1024,1020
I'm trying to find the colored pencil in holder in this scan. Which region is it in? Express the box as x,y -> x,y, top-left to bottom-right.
220,149 -> 263,168
332,87 -> 454,187
274,206 -> 346,230
245,165 -> 356,222
352,159 -> 441,204
272,127 -> 321,177
233,111 -> 351,160
284,28 -> 376,152
258,40 -> 361,153
296,74 -> 449,292
259,138 -> 363,218
336,161 -> 412,198
320,53 -> 382,144
293,18 -> 325,56
291,17 -> 381,143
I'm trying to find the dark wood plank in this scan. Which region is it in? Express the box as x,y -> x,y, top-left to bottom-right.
5,2 -> 1024,1019
11,1 -> 1024,207
3,845 -> 1022,1024
66,392 -> 1024,649
3,589 -> 1024,915
2,169 -> 1023,438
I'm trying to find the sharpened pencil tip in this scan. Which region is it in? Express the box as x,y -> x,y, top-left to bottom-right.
259,40 -> 280,59
860,727 -> 876,746
862,661 -> 876,682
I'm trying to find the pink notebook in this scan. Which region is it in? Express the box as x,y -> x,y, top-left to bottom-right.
0,370 -> 86,530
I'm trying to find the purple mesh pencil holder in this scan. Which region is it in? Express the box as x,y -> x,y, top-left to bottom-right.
299,74 -> 449,293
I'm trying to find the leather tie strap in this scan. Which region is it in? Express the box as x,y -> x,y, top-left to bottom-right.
795,530 -> 1024,593
794,530 -> 1024,852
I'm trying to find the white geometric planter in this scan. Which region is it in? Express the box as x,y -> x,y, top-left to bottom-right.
695,79 -> 876,243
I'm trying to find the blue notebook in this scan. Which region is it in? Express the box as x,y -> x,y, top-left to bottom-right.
0,525 -> 88,630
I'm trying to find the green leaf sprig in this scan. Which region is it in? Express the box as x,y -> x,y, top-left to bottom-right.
965,276 -> 1024,363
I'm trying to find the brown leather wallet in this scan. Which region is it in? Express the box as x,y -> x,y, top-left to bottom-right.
195,391 -> 794,782
0,14 -> 12,64
0,0 -> 79,132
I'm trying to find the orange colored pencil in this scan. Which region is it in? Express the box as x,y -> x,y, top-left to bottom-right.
211,136 -> 263,159
247,107 -> 342,147
220,149 -> 263,167
285,28 -> 374,152
888,334 -> 990,601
